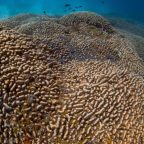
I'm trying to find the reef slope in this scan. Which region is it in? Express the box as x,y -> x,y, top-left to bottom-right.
0,12 -> 144,144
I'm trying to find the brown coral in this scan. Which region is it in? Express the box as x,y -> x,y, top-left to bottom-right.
59,60 -> 144,143
17,20 -> 67,38
0,13 -> 51,30
0,12 -> 144,144
0,30 -> 63,143
58,12 -> 115,33
1,13 -> 143,77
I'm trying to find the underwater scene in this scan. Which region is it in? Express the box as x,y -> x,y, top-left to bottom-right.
0,0 -> 144,144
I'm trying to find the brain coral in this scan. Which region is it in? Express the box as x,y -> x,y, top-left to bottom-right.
0,30 -> 144,144
1,13 -> 143,77
0,13 -> 51,30
0,30 -> 63,143
56,60 -> 144,144
0,14 -> 37,29
15,13 -> 144,76
17,20 -> 67,38
58,12 -> 115,33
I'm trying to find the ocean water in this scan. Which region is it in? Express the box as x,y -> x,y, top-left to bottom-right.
0,0 -> 144,24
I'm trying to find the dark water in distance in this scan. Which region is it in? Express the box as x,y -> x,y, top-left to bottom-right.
0,0 -> 144,24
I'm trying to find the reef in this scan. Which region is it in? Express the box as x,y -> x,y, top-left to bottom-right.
0,12 -> 144,144
106,16 -> 144,62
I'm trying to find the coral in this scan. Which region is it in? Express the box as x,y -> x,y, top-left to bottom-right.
0,12 -> 144,144
0,13 -> 51,30
17,20 -> 67,38
0,30 -> 144,144
58,60 -> 144,144
0,14 -> 36,29
109,34 -> 144,76
58,12 -> 115,33
1,13 -> 143,77
68,34 -> 120,62
0,30 -> 63,143
67,30 -> 144,76
13,13 -> 144,77
119,30 -> 144,61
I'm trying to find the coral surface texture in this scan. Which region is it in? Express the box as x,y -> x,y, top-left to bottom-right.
0,12 -> 144,144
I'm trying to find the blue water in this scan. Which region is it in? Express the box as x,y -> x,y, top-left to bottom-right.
0,0 -> 144,24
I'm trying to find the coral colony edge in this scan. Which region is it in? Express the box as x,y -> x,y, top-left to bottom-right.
0,12 -> 144,144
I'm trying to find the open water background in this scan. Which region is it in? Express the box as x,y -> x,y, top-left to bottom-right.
0,0 -> 143,23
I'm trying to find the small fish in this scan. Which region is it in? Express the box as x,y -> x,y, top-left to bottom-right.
65,4 -> 71,7
43,11 -> 46,14
75,5 -> 83,9
101,1 -> 105,4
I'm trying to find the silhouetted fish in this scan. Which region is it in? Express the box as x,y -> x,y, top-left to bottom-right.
43,11 -> 46,14
101,1 -> 105,4
75,5 -> 83,9
65,4 -> 71,7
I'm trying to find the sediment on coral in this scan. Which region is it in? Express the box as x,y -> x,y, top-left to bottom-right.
16,20 -> 67,37
0,12 -> 144,144
0,13 -> 51,30
1,12 -> 143,76
58,12 -> 115,34
116,29 -> 144,62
